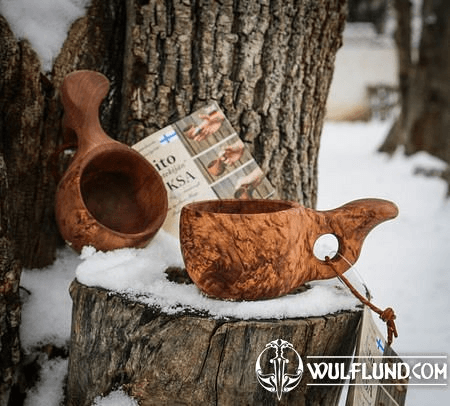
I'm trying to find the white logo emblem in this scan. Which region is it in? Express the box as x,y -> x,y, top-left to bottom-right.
255,339 -> 303,400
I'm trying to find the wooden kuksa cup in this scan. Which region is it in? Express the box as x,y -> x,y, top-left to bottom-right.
55,70 -> 168,252
180,198 -> 398,300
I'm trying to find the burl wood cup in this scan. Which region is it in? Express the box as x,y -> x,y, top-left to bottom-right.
55,70 -> 168,252
180,199 -> 398,300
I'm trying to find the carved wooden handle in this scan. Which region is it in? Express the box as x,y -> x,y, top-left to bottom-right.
310,198 -> 399,280
60,70 -> 114,155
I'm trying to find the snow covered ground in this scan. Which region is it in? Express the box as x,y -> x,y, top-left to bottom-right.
19,119 -> 450,405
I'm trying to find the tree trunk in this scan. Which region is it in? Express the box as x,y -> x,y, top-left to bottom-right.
380,0 -> 450,182
378,0 -> 412,154
406,0 -> 450,163
67,280 -> 362,406
0,156 -> 22,406
120,0 -> 347,208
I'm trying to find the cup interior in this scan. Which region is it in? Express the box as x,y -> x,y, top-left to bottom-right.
80,149 -> 167,234
186,199 -> 297,215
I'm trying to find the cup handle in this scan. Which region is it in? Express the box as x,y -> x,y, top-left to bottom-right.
309,198 -> 398,280
60,70 -> 114,156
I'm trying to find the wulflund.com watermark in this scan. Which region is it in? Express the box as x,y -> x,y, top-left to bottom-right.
255,339 -> 448,401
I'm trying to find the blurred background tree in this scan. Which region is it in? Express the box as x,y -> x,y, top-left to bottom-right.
379,0 -> 450,192
347,0 -> 389,33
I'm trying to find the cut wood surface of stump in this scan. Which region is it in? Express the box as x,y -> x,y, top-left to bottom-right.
67,280 -> 361,406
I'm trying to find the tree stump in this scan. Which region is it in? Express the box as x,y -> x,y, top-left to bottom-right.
67,279 -> 361,406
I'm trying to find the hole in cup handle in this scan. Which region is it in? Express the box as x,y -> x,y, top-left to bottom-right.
313,233 -> 340,261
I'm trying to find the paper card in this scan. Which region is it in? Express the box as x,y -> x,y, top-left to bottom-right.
133,102 -> 276,236
346,306 -> 408,406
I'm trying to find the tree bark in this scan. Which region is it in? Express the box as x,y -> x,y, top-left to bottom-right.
1,2 -> 126,402
67,280 -> 362,406
0,16 -> 53,269
120,0 -> 347,207
0,156 -> 22,405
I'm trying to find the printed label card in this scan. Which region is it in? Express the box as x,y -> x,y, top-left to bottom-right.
133,102 -> 275,236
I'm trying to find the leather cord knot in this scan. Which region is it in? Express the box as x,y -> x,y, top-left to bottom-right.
379,307 -> 398,346
325,256 -> 398,346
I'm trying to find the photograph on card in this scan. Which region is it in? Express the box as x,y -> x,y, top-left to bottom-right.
211,161 -> 275,200
174,102 -> 235,156
193,136 -> 254,183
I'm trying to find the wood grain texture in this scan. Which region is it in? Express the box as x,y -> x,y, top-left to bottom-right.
55,71 -> 168,252
67,279 -> 362,406
180,199 -> 398,300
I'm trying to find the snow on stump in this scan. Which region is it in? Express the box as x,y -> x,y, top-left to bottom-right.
66,276 -> 361,406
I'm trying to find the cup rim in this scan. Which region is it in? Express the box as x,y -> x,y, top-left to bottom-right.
182,199 -> 300,216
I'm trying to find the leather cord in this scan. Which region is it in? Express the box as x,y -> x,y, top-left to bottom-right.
325,255 -> 398,346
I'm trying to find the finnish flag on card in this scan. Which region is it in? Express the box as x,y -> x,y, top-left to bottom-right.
160,130 -> 178,145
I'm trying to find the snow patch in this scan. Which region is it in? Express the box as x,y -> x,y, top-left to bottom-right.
93,389 -> 138,406
24,357 -> 68,406
0,0 -> 91,71
20,248 -> 81,350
